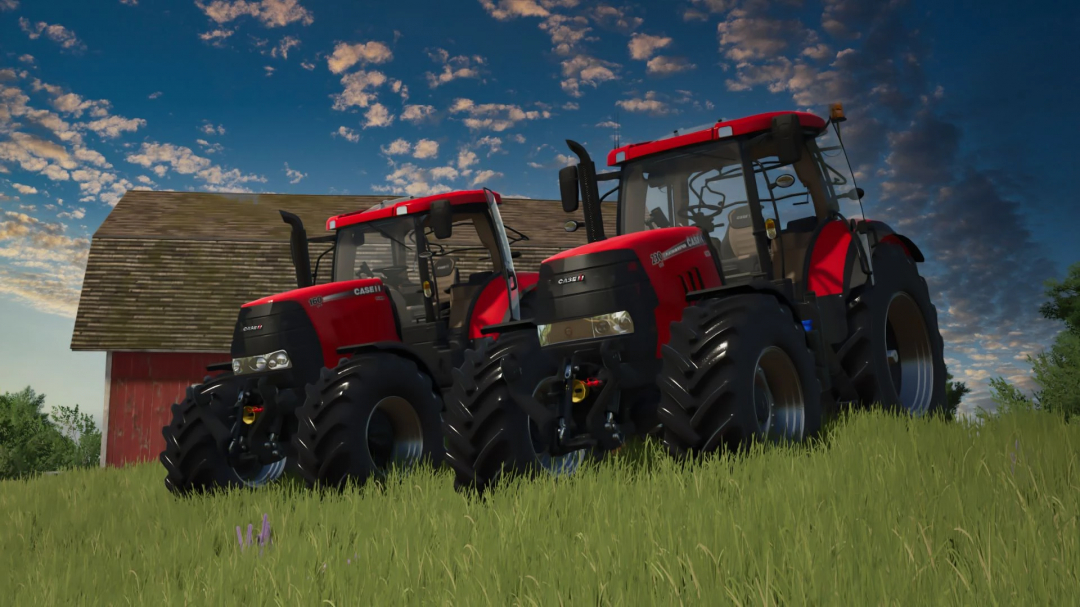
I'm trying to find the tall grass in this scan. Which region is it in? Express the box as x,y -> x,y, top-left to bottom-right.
1,409 -> 1077,606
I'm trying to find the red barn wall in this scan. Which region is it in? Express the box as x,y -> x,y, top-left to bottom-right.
104,351 -> 229,467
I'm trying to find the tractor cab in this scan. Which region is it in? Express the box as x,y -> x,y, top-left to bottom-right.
565,108 -> 865,293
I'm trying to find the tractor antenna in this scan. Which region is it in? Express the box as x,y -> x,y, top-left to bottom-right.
613,110 -> 621,150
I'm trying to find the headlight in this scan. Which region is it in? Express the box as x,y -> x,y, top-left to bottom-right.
537,311 -> 634,347
232,350 -> 292,375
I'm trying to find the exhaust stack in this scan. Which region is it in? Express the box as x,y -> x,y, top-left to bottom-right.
279,210 -> 313,289
566,140 -> 606,243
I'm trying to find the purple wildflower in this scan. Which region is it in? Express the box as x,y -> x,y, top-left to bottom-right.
236,526 -> 245,551
246,523 -> 253,549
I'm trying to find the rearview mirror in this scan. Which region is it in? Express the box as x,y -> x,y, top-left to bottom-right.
430,198 -> 453,239
771,114 -> 804,165
559,165 -> 579,213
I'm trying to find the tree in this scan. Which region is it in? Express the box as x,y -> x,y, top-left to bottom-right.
990,262 -> 1080,419
0,387 -> 101,479
943,366 -> 971,420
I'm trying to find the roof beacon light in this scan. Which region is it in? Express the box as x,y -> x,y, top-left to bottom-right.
830,102 -> 846,122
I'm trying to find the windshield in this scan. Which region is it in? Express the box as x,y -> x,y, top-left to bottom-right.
333,216 -> 427,320
619,139 -> 765,281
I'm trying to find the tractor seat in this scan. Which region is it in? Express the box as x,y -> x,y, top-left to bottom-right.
718,206 -> 761,279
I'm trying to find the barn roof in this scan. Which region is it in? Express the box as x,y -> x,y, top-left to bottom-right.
71,190 -> 616,352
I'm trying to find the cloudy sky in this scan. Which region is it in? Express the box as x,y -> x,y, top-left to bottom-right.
1,0 -> 1077,429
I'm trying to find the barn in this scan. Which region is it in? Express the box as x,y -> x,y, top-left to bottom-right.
71,190 -> 616,468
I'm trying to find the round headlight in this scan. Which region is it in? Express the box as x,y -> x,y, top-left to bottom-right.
254,356 -> 267,371
232,360 -> 241,374
594,319 -> 610,335
271,352 -> 290,368
615,312 -> 632,331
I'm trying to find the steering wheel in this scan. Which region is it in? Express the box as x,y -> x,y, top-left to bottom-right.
356,263 -> 411,283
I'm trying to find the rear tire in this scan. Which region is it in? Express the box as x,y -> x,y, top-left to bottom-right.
838,244 -> 946,416
658,294 -> 823,458
160,373 -> 290,495
444,332 -> 594,495
292,354 -> 444,490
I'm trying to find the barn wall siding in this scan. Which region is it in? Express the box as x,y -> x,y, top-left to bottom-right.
105,351 -> 229,467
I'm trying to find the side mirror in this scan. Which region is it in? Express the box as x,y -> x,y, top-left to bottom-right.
772,114 -> 804,165
559,165 -> 580,213
430,198 -> 453,239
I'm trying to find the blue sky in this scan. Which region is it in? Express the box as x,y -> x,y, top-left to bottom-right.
1,0 -> 1078,429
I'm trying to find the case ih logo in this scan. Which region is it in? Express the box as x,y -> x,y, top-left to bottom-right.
354,285 -> 382,296
651,234 -> 706,267
557,274 -> 585,285
242,324 -> 263,332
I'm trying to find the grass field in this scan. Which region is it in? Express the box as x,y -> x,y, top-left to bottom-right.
2,409 -> 1077,606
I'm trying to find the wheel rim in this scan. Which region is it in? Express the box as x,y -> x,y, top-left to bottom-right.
752,346 -> 805,441
884,292 -> 934,415
235,457 -> 287,488
365,396 -> 424,472
528,377 -> 586,477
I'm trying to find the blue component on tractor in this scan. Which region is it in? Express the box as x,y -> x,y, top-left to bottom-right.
801,319 -> 813,332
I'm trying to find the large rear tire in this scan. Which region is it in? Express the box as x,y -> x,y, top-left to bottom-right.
160,373 -> 290,495
838,243 -> 946,416
658,294 -> 823,458
444,332 -> 593,495
292,353 -> 444,489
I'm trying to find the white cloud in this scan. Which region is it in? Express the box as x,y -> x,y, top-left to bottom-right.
646,56 -> 696,75
381,138 -> 412,155
449,98 -> 551,131
560,54 -> 620,97
85,115 -> 147,138
12,183 -> 38,195
401,104 -> 436,124
628,33 -> 671,60
283,162 -> 306,184
457,149 -> 478,170
199,28 -> 235,46
616,91 -> 671,115
412,139 -> 439,159
271,35 -> 300,59
18,18 -> 86,52
332,126 -> 360,142
300,61 -> 316,71
264,65 -> 276,76
18,54 -> 34,65
327,40 -> 393,74
538,14 -> 593,55
136,175 -> 156,186
331,70 -> 388,110
148,91 -> 163,99
363,103 -> 394,128
476,136 -> 503,156
196,0 -> 314,28
0,0 -> 19,11
509,133 -> 526,143
57,207 -> 86,220
0,210 -> 90,317
425,48 -> 485,88
376,161 -> 463,197
200,121 -> 227,135
471,169 -> 502,186
195,139 -> 224,153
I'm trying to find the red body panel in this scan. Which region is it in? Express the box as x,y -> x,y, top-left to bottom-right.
546,227 -> 723,357
467,271 -> 540,340
105,351 -> 228,467
806,220 -> 853,297
243,279 -> 399,368
607,111 -> 828,166
327,189 -> 502,230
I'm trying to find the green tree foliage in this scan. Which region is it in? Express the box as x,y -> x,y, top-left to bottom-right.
0,387 -> 101,479
943,366 -> 971,420
990,262 -> 1080,419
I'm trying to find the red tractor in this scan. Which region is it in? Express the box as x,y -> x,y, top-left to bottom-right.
160,189 -> 537,494
445,106 -> 946,492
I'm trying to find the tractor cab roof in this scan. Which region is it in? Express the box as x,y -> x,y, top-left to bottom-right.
606,111 -> 827,167
326,189 -> 503,231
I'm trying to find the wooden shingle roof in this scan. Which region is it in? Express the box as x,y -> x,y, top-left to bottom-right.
71,190 -> 616,352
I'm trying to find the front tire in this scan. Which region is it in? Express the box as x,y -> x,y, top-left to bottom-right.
838,243 -> 946,416
292,353 -> 444,489
658,294 -> 823,458
443,332 -> 592,494
160,373 -> 290,495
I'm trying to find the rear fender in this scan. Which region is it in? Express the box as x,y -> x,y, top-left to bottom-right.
466,271 -> 540,341
859,220 -> 926,262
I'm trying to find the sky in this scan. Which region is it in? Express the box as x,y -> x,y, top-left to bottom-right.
1,0 -> 1078,431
